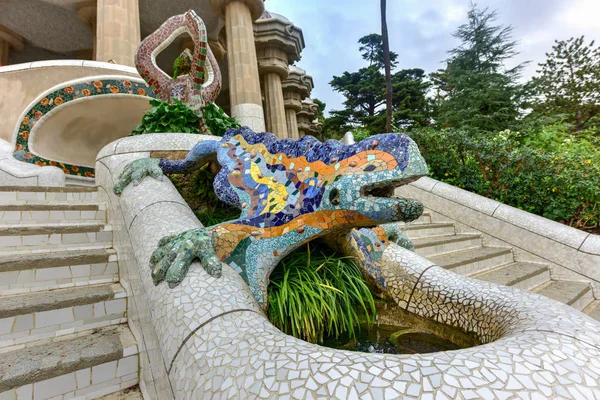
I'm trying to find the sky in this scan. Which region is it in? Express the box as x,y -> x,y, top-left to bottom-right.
266,0 -> 600,114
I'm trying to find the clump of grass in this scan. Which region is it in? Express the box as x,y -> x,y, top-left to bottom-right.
268,242 -> 377,344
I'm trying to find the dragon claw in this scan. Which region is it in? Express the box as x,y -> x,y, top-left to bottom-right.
114,158 -> 162,195
149,228 -> 222,287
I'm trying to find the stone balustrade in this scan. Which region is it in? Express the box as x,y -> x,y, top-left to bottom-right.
397,177 -> 600,296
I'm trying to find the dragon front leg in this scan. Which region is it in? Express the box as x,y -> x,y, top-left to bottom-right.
113,140 -> 220,195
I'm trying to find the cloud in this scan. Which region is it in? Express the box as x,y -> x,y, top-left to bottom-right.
265,0 -> 600,113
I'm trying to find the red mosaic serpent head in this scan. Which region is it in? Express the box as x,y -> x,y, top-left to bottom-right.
135,10 -> 221,112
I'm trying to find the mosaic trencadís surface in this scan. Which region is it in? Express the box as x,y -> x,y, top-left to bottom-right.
14,78 -> 156,178
135,10 -> 221,135
114,127 -> 428,306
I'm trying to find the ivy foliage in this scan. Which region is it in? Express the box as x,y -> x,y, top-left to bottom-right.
202,102 -> 241,137
130,98 -> 202,135
130,99 -> 240,137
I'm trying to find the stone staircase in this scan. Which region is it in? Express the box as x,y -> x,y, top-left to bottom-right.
0,186 -> 142,400
405,211 -> 600,321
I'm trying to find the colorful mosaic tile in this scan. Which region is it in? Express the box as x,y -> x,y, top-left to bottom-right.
13,78 -> 155,178
114,127 -> 428,307
135,10 -> 222,135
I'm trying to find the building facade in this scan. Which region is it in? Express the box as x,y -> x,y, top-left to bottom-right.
0,0 -> 322,139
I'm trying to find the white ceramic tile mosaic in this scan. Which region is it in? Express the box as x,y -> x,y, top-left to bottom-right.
0,208 -> 106,225
97,134 -> 600,399
0,356 -> 138,400
0,298 -> 127,346
0,261 -> 118,295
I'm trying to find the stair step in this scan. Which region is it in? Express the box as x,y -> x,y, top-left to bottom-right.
429,247 -> 513,276
404,222 -> 455,239
0,203 -> 106,225
0,326 -> 138,400
471,262 -> 550,291
411,212 -> 432,224
0,223 -> 112,249
412,234 -> 482,257
0,283 -> 127,347
533,280 -> 593,311
0,186 -> 97,203
583,300 -> 600,322
0,248 -> 118,295
98,385 -> 143,399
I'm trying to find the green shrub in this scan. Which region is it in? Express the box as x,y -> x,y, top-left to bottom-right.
352,128 -> 371,142
130,98 -> 202,136
169,165 -> 240,226
267,242 -> 376,344
131,99 -> 240,137
202,102 -> 241,137
410,126 -> 600,232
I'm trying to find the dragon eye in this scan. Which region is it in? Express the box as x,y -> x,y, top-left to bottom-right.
329,188 -> 340,205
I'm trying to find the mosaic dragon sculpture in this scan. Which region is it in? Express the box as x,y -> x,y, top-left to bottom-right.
114,128 -> 428,307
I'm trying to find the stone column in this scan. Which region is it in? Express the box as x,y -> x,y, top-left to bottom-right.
298,98 -> 319,137
254,15 -> 304,138
284,102 -> 300,140
262,65 -> 288,138
0,25 -> 24,66
309,121 -> 324,140
297,103 -> 312,137
282,66 -> 311,139
211,0 -> 266,131
95,0 -> 140,66
77,1 -> 97,60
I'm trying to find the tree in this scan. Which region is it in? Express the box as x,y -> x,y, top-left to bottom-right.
358,34 -> 398,69
431,5 -> 525,134
527,36 -> 600,133
312,98 -> 326,124
381,0 -> 393,132
392,68 -> 431,128
328,34 -> 429,135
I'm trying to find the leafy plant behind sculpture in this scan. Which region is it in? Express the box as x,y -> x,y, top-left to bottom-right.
130,98 -> 202,135
268,242 -> 376,344
170,165 -> 241,226
202,102 -> 241,137
130,99 -> 241,137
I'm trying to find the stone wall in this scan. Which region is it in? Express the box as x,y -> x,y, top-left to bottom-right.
0,60 -> 140,144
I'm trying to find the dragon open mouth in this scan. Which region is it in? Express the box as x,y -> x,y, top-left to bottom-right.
361,175 -> 423,199
360,175 -> 426,223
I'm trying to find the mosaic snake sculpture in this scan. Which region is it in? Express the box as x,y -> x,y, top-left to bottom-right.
114,128 -> 428,307
135,10 -> 222,135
